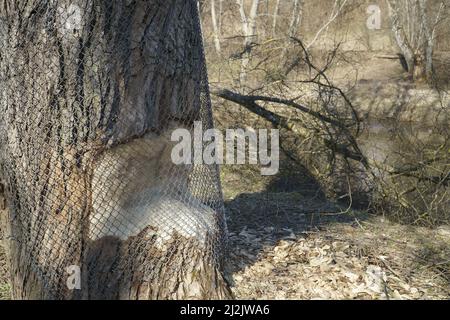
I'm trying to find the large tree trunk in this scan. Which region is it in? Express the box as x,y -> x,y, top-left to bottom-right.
0,0 -> 231,300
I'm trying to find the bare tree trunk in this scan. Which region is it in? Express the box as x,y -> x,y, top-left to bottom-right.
387,0 -> 416,74
0,0 -> 230,300
211,0 -> 222,54
247,0 -> 260,45
281,0 -> 303,66
272,0 -> 281,37
387,0 -> 445,83
418,0 -> 444,82
218,0 -> 223,34
287,0 -> 303,40
236,0 -> 260,87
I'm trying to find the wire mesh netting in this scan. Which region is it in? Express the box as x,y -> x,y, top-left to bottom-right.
0,0 -> 227,299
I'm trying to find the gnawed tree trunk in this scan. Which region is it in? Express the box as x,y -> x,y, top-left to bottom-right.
387,0 -> 445,83
0,0 -> 231,300
387,0 -> 420,80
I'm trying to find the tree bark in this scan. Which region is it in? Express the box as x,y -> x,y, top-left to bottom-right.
211,0 -> 222,54
236,0 -> 260,87
287,0 -> 303,41
0,0 -> 230,300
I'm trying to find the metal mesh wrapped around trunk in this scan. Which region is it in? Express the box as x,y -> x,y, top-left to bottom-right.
0,0 -> 228,299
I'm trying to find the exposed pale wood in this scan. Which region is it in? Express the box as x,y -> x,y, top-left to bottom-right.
236,0 -> 260,86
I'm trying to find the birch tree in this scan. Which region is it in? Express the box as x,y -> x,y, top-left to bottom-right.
387,0 -> 446,83
272,0 -> 281,37
236,0 -> 261,86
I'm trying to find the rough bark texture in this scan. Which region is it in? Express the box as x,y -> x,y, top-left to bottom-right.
0,0 -> 230,300
387,0 -> 443,83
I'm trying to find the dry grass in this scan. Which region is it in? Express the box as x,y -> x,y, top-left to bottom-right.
228,209 -> 450,300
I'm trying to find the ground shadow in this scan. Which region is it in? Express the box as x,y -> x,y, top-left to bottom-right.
223,158 -> 368,277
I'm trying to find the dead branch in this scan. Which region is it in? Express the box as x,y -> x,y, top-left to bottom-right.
213,88 -> 367,165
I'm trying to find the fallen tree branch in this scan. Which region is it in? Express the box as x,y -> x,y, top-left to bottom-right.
214,88 -> 347,129
213,88 -> 367,165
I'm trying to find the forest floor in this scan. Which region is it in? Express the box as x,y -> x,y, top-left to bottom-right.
226,198 -> 450,299
221,165 -> 450,300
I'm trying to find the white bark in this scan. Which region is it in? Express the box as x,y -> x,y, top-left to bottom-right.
306,0 -> 348,49
211,0 -> 221,54
387,0 -> 445,82
272,0 -> 281,37
237,0 -> 249,37
287,0 -> 303,39
418,0 -> 445,79
387,0 -> 415,72
282,0 -> 304,61
236,0 -> 260,86
247,0 -> 260,42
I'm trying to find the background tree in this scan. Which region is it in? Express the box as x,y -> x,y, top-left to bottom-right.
387,0 -> 447,83
236,0 -> 261,86
211,0 -> 222,54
